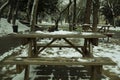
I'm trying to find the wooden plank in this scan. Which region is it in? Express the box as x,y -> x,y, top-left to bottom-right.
37,44 -> 83,48
90,65 -> 102,80
1,57 -> 116,66
37,43 -> 83,47
9,32 -> 106,38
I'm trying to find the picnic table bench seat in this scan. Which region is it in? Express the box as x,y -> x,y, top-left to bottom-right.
1,57 -> 116,66
0,56 -> 116,80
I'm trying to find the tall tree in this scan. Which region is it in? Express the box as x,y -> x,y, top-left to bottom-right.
72,0 -> 76,30
26,0 -> 32,21
92,0 -> 100,32
0,0 -> 10,18
84,0 -> 92,24
100,0 -> 120,26
30,0 -> 39,31
12,0 -> 20,25
7,0 -> 16,23
53,0 -> 72,30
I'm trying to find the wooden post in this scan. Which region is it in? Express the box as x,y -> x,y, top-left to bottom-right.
28,39 -> 32,57
24,0 -> 39,79
33,38 -> 38,57
90,65 -> 102,80
24,65 -> 30,80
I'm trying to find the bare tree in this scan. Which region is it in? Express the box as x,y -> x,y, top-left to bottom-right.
7,0 -> 15,23
92,0 -> 100,32
12,0 -> 20,25
53,0 -> 72,31
26,0 -> 32,22
30,0 -> 39,31
72,0 -> 76,30
84,0 -> 92,24
0,0 -> 10,18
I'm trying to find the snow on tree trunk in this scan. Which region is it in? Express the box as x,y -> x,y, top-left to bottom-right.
30,0 -> 39,31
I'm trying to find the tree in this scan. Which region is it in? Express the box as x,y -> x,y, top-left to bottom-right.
30,0 -> 39,32
100,0 -> 120,26
51,0 -> 72,31
92,0 -> 100,32
0,0 -> 10,18
72,0 -> 76,30
26,0 -> 31,21
84,0 -> 92,24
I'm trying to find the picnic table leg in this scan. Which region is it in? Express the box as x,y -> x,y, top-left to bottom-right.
90,65 -> 102,80
82,39 -> 93,57
24,65 -> 30,80
32,38 -> 38,57
28,39 -> 32,57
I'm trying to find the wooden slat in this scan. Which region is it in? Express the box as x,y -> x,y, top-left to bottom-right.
37,43 -> 83,48
1,57 -> 116,66
9,32 -> 106,38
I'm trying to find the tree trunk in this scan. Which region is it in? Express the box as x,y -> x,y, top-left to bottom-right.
55,15 -> 61,31
55,0 -> 72,31
84,0 -> 92,24
0,0 -> 10,18
26,0 -> 31,22
30,0 -> 39,31
7,0 -> 15,23
92,0 -> 100,32
72,0 -> 76,30
12,0 -> 20,25
12,0 -> 20,33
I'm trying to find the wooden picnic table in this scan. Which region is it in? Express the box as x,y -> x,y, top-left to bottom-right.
98,25 -> 112,33
6,31 -> 110,80
9,31 -> 106,57
98,25 -> 114,42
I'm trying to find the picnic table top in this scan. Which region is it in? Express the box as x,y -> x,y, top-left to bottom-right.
1,57 -> 116,65
9,31 -> 106,38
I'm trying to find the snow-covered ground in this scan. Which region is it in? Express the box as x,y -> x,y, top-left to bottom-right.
0,18 -> 29,37
0,18 -> 120,80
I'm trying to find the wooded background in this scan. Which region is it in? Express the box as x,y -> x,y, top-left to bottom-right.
0,0 -> 120,32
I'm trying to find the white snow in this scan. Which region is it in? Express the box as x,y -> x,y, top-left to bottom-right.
93,43 -> 120,77
0,18 -> 29,37
36,30 -> 79,35
0,18 -> 120,80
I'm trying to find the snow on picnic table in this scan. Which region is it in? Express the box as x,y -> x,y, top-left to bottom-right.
36,30 -> 79,34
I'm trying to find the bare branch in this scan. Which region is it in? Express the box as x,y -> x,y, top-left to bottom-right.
0,0 -> 10,18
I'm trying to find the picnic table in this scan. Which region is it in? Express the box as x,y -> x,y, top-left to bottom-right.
98,25 -> 112,33
98,25 -> 114,42
9,31 -> 106,57
1,31 -> 116,80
